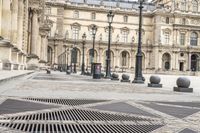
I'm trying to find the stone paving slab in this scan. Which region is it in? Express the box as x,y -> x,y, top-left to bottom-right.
0,70 -> 33,83
0,71 -> 199,132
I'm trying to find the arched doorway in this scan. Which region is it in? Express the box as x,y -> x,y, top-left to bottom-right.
120,51 -> 130,68
103,50 -> 114,69
162,53 -> 171,71
191,54 -> 198,71
87,49 -> 98,67
47,46 -> 53,65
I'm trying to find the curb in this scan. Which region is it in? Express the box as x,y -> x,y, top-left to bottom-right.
0,71 -> 34,83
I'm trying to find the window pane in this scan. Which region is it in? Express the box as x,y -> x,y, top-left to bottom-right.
180,33 -> 185,45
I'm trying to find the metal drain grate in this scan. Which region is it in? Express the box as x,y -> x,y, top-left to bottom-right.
179,128 -> 197,133
5,108 -> 152,121
141,102 -> 200,118
25,98 -> 108,106
0,99 -> 58,115
0,122 -> 163,133
33,76 -> 66,81
157,102 -> 200,108
91,102 -> 156,117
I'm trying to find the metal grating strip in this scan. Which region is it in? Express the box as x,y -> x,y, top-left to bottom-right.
6,108 -> 152,122
0,122 -> 163,133
25,98 -> 108,106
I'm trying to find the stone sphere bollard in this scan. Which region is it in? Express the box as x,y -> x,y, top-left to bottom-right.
148,75 -> 162,88
176,77 -> 190,88
174,77 -> 193,92
66,70 -> 71,75
111,73 -> 119,80
121,74 -> 130,82
150,76 -> 161,84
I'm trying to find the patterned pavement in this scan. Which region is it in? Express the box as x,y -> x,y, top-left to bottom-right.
0,71 -> 199,132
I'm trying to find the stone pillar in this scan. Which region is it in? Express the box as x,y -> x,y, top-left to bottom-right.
1,0 -> 11,40
40,34 -> 46,61
11,0 -> 18,45
31,9 -> 39,56
37,35 -> 41,58
0,0 -> 2,36
17,0 -> 24,50
188,53 -> 191,71
54,45 -> 58,64
44,37 -> 48,62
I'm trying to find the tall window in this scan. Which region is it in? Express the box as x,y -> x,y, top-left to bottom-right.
73,10 -> 79,18
192,0 -> 198,12
121,30 -> 128,43
72,27 -> 79,40
181,0 -> 186,11
166,17 -> 169,24
180,33 -> 185,45
122,51 -> 127,66
190,32 -> 198,46
164,32 -> 170,44
91,12 -> 96,20
123,15 -> 128,23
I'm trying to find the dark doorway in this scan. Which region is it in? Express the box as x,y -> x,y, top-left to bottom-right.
191,54 -> 198,71
179,62 -> 184,71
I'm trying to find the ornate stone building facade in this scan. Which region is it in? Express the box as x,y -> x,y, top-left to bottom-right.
0,0 -> 51,70
45,0 -> 200,75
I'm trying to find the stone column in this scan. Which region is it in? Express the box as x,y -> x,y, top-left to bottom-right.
44,37 -> 48,62
17,0 -> 24,49
31,9 -> 39,56
11,0 -> 18,45
37,35 -> 41,58
40,34 -> 46,61
1,0 -> 11,40
188,53 -> 191,71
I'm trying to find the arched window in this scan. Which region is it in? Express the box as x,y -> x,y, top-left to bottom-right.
190,32 -> 198,46
166,17 -> 169,24
181,0 -> 186,11
191,54 -> 198,71
162,53 -> 171,70
120,51 -> 130,67
192,0 -> 198,12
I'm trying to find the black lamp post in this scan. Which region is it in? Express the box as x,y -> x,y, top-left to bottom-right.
106,10 -> 114,78
81,33 -> 86,75
91,25 -> 97,74
133,0 -> 145,84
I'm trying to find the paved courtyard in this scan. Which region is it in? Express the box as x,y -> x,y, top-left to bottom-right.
0,71 -> 200,132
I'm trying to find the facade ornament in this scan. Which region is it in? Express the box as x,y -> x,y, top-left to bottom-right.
99,33 -> 102,41
116,34 -> 119,42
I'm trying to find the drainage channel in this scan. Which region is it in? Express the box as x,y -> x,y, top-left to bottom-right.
4,108 -> 154,122
0,122 -> 163,133
25,98 -> 108,106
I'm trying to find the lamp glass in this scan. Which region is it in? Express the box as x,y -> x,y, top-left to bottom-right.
82,33 -> 86,41
92,25 -> 97,35
107,11 -> 114,23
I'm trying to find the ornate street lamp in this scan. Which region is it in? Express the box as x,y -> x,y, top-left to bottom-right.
91,25 -> 97,74
81,33 -> 86,75
105,10 -> 114,78
133,0 -> 145,83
